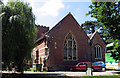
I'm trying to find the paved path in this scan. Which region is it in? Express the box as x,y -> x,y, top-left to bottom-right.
24,70 -> 120,76
2,70 -> 120,76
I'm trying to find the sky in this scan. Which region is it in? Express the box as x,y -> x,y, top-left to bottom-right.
3,0 -> 97,29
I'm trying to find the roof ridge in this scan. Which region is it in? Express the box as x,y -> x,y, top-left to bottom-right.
89,30 -> 98,40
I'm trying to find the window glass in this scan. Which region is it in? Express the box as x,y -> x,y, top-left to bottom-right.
73,48 -> 76,60
95,45 -> 102,59
64,33 -> 77,60
68,33 -> 72,39
68,41 -> 72,47
68,48 -> 72,59
64,47 -> 67,59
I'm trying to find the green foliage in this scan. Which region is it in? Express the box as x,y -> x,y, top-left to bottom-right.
81,21 -> 113,44
111,39 -> 120,60
26,68 -> 33,71
86,2 -> 120,60
81,21 -> 100,34
2,73 -> 120,78
1,0 -> 37,72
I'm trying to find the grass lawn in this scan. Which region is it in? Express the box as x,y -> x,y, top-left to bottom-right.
2,73 -> 120,78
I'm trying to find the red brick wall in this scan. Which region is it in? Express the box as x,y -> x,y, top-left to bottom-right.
33,39 -> 46,64
32,14 -> 106,71
47,14 -> 91,70
91,32 -> 106,62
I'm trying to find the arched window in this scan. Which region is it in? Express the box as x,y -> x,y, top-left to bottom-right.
95,45 -> 102,59
64,33 -> 77,60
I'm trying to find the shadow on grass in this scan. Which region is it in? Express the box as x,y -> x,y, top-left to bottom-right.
2,73 -> 66,78
2,73 -> 120,78
112,71 -> 120,74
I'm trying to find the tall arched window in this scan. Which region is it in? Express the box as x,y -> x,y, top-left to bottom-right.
64,33 -> 77,60
95,45 -> 102,59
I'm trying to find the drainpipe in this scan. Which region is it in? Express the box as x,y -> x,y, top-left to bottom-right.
90,39 -> 92,62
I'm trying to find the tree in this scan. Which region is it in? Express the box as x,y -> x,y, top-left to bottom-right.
81,21 -> 113,44
1,0 -> 37,72
86,2 -> 120,60
81,21 -> 101,34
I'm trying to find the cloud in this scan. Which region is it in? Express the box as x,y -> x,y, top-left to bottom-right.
3,0 -> 65,28
27,0 -> 64,17
39,0 -> 64,17
3,0 -> 64,17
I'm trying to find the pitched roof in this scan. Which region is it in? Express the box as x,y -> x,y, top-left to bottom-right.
35,13 -> 78,43
48,12 -> 80,33
35,13 -> 89,43
88,30 -> 98,40
88,34 -> 93,39
35,31 -> 48,43
88,30 -> 106,45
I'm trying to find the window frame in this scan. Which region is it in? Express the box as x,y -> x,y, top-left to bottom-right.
64,33 -> 77,61
95,45 -> 102,59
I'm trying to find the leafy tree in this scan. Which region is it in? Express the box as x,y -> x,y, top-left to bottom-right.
81,21 -> 101,34
81,21 -> 113,44
1,0 -> 37,72
86,2 -> 120,60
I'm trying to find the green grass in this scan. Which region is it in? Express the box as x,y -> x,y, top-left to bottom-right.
99,74 -> 120,76
2,73 -> 120,78
26,68 -> 33,71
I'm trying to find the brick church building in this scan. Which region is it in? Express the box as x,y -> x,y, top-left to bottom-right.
31,13 -> 106,71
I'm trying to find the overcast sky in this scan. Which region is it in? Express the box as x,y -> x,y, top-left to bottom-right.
3,0 -> 97,29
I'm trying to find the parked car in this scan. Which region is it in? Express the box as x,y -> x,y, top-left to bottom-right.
67,62 -> 102,71
92,61 -> 106,71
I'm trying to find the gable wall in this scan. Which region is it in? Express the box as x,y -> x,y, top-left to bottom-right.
32,14 -> 106,71
91,33 -> 106,62
47,14 -> 91,70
